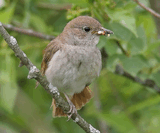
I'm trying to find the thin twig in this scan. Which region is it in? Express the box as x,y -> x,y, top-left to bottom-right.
115,65 -> 160,93
0,22 -> 100,133
37,3 -> 72,10
2,24 -> 55,41
116,41 -> 129,57
134,0 -> 160,19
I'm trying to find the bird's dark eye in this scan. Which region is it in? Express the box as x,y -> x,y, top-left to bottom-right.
83,26 -> 91,32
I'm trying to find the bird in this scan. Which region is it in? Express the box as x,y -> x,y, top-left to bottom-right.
40,16 -> 113,119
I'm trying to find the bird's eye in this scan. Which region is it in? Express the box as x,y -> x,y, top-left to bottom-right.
83,26 -> 91,32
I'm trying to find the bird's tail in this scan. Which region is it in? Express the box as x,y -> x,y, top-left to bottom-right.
52,86 -> 93,117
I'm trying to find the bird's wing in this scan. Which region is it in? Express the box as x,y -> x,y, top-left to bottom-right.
41,40 -> 61,76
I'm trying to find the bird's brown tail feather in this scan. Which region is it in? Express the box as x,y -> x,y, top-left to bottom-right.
52,86 -> 93,117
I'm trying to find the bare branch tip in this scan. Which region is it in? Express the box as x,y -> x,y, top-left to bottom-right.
89,124 -> 100,133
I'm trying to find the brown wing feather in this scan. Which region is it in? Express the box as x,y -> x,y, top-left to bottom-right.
36,39 -> 61,88
41,39 -> 62,76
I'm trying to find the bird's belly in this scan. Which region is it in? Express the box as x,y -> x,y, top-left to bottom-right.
65,60 -> 100,95
45,48 -> 101,96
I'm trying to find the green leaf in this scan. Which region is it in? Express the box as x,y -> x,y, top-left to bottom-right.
145,40 -> 160,55
22,0 -> 31,28
139,107 -> 160,133
150,72 -> 160,87
109,22 -> 134,42
128,36 -> 146,55
30,14 -> 47,33
127,95 -> 160,114
100,112 -> 139,133
0,2 -> 16,23
127,26 -> 147,55
105,3 -> 137,36
106,54 -> 120,72
119,54 -> 150,76
92,8 -> 104,23
0,122 -> 17,133
104,39 -> 119,56
0,55 -> 18,113
136,14 -> 157,42
67,0 -> 88,6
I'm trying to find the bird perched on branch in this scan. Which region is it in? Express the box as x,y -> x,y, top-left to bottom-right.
40,16 -> 113,119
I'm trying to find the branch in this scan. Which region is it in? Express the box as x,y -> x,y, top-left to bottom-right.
149,0 -> 160,39
2,23 -> 55,41
37,2 -> 72,10
0,22 -> 100,133
113,42 -> 160,93
115,65 -> 160,93
116,41 -> 129,57
134,0 -> 160,19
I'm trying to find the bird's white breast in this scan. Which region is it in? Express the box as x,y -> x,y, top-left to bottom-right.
45,45 -> 102,96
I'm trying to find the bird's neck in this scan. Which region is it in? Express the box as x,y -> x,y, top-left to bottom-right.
58,31 -> 74,46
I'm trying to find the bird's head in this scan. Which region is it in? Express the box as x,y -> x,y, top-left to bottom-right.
62,16 -> 113,47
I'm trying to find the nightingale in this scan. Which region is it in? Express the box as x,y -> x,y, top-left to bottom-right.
41,16 -> 113,119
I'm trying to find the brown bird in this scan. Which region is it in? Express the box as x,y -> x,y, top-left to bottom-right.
41,16 -> 113,119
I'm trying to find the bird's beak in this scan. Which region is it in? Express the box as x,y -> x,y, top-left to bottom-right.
97,27 -> 114,37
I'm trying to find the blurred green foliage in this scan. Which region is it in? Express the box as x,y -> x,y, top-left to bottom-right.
0,0 -> 160,133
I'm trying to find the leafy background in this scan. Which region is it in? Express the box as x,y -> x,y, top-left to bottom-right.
0,0 -> 160,133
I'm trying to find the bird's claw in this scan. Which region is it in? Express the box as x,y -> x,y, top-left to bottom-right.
67,101 -> 77,121
63,93 -> 77,121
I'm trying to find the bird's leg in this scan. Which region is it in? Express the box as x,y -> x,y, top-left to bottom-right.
63,93 -> 77,121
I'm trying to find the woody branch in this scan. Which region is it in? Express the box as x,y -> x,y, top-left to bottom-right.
2,23 -> 55,40
134,0 -> 160,19
115,65 -> 160,93
0,22 -> 100,133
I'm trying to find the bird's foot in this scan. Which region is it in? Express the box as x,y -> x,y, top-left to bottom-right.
64,93 -> 77,121
67,100 -> 77,121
